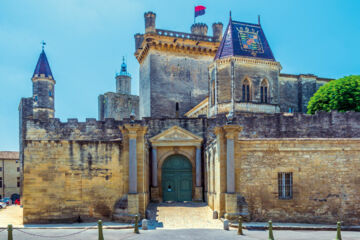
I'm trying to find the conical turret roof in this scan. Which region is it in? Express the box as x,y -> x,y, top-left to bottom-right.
215,17 -> 275,61
33,49 -> 53,79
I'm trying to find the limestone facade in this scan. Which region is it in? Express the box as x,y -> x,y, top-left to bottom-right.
18,11 -> 360,226
0,152 -> 20,200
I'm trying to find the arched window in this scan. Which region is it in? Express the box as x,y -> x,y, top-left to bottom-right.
211,80 -> 215,105
260,79 -> 269,103
242,79 -> 251,102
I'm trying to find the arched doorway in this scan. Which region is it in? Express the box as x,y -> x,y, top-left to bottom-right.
162,154 -> 192,202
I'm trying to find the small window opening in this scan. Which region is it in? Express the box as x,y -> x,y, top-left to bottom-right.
49,90 -> 52,97
34,96 -> 38,102
278,172 -> 293,199
175,102 -> 179,117
17,177 -> 20,187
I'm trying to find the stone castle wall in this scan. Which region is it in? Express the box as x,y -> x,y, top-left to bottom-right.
205,111 -> 360,225
98,93 -> 139,121
21,111 -> 360,224
140,50 -> 213,118
234,138 -> 360,225
279,74 -> 329,113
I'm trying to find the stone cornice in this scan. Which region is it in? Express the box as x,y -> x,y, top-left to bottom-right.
135,32 -> 220,64
209,56 -> 282,71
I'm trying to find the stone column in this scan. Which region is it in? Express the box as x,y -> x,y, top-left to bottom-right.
152,147 -> 158,187
226,136 -> 235,193
223,125 -> 243,220
194,146 -> 203,201
196,147 -> 201,187
151,146 -> 160,202
128,131 -> 138,194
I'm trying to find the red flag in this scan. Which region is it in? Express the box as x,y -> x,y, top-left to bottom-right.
195,5 -> 206,18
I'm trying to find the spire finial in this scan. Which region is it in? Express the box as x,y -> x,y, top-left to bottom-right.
258,15 -> 261,25
122,56 -> 125,63
229,11 -> 232,19
41,41 -> 46,50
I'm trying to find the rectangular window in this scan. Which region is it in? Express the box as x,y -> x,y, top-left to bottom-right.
17,167 -> 20,172
260,86 -> 264,103
0,167 -> 2,171
17,177 -> 20,188
0,177 -> 2,188
278,172 -> 293,199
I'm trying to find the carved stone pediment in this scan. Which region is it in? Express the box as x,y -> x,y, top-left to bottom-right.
150,126 -> 203,147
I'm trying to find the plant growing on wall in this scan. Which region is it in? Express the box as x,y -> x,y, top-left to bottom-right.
307,75 -> 360,114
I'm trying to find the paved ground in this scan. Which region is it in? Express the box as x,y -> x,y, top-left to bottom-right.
0,205 -> 22,227
147,202 -> 223,229
0,203 -> 359,239
0,228 -> 359,240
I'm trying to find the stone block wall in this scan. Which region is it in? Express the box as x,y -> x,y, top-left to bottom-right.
234,139 -> 360,225
21,118 -> 150,223
98,92 -> 139,121
205,111 -> 360,224
23,140 -> 124,223
141,50 -> 213,118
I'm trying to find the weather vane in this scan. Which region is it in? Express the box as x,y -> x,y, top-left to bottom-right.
41,41 -> 46,50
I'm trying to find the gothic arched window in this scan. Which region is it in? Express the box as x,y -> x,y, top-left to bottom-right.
211,80 -> 215,105
260,79 -> 269,103
242,79 -> 251,102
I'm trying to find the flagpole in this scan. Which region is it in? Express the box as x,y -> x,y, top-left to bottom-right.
194,5 -> 196,24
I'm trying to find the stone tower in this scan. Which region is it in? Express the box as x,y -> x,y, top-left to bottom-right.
98,58 -> 139,121
208,17 -> 281,117
116,57 -> 131,94
31,48 -> 55,120
134,11 -> 223,118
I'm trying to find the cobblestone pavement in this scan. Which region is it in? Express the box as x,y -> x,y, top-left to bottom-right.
147,202 -> 223,229
0,205 -> 22,227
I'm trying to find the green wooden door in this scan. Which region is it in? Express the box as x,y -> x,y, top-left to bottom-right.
162,155 -> 192,202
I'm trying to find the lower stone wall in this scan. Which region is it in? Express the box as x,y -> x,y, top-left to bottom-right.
23,140 -> 126,223
234,138 -> 360,225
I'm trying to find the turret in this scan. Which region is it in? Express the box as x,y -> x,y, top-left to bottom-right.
144,11 -> 156,33
191,23 -> 208,36
116,57 -> 131,94
32,45 -> 55,120
212,22 -> 223,41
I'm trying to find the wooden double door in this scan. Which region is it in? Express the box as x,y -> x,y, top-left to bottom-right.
162,154 -> 192,202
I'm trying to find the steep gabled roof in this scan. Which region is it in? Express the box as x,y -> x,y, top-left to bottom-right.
215,18 -> 275,61
33,49 -> 53,78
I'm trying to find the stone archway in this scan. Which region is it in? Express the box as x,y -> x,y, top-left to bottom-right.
162,154 -> 192,202
149,126 -> 203,202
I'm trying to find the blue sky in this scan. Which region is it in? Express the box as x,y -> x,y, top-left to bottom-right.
0,0 -> 359,151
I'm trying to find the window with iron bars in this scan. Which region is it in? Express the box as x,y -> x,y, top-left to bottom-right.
278,172 -> 293,199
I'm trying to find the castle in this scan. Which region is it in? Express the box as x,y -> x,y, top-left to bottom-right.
19,12 -> 360,224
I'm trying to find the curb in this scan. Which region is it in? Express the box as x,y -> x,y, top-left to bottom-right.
229,224 -> 360,232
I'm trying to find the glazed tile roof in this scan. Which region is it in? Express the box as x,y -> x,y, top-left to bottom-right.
33,50 -> 53,78
215,18 -> 275,61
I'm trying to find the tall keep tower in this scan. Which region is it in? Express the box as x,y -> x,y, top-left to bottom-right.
32,47 -> 55,120
134,11 -> 223,118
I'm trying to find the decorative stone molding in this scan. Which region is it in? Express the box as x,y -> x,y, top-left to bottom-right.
149,125 -> 203,147
135,32 -> 220,64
